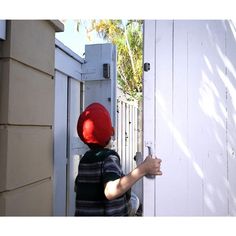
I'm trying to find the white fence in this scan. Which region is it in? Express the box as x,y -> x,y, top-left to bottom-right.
116,89 -> 139,174
116,89 -> 143,203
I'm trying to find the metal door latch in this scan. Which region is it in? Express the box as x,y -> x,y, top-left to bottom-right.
145,141 -> 155,179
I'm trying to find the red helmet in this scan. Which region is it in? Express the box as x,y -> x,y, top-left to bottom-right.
77,103 -> 114,147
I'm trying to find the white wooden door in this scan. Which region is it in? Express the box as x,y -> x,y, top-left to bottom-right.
143,20 -> 236,216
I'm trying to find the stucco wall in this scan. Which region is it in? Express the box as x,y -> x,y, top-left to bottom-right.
0,20 -> 63,216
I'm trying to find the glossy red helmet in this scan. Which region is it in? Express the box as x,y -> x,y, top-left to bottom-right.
77,103 -> 114,147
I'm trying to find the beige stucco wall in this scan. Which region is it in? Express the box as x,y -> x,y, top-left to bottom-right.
0,20 -> 64,216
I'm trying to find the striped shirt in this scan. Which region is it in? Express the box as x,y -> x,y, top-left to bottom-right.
74,148 -> 129,216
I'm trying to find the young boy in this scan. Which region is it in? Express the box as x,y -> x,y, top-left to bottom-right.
75,102 -> 162,216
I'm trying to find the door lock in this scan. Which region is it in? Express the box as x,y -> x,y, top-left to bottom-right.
144,62 -> 150,72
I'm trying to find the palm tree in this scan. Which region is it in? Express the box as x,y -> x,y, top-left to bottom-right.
86,20 -> 143,101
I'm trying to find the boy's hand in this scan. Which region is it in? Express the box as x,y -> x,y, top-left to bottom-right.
141,155 -> 162,176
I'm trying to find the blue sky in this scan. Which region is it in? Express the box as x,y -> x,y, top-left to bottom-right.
55,20 -> 106,57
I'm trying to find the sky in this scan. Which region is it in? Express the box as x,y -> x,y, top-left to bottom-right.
55,20 -> 106,58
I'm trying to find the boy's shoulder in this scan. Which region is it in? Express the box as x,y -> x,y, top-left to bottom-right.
100,148 -> 120,158
81,148 -> 120,163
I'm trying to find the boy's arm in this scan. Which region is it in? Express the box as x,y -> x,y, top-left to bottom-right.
104,155 -> 162,200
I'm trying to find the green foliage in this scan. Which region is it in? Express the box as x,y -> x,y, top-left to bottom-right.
87,20 -> 143,101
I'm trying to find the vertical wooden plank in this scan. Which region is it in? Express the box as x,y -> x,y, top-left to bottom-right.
143,20 -> 156,216
133,106 -> 137,166
171,20 -> 189,215
153,20 -> 174,215
117,100 -> 122,158
129,104 -> 133,170
126,103 -> 129,173
225,20 -> 236,216
182,21 -> 206,216
67,78 -> 81,216
53,71 -> 67,216
209,20 -> 227,216
121,101 -> 126,173
131,105 -> 136,170
125,103 -> 129,174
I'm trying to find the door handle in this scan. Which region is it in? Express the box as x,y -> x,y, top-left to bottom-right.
145,141 -> 155,179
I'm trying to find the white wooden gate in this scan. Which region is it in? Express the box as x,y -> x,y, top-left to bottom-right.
143,20 -> 236,216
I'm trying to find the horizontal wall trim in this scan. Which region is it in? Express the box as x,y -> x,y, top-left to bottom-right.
0,124 -> 53,128
0,57 -> 54,77
0,177 -> 52,195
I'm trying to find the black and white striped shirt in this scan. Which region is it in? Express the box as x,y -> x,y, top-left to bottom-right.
74,148 -> 129,216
